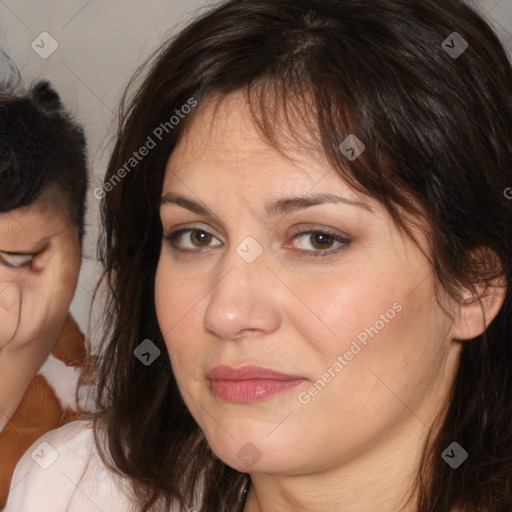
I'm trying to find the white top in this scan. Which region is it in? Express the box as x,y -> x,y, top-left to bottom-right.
4,420 -> 190,512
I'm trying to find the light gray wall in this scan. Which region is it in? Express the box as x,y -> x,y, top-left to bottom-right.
0,0 -> 511,346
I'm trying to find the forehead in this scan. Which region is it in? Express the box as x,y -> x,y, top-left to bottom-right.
160,91 -> 431,255
0,185 -> 71,250
164,91 -> 363,200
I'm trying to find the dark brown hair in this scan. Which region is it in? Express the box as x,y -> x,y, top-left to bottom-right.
88,0 -> 512,510
0,72 -> 88,242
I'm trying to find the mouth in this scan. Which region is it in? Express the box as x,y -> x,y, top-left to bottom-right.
206,365 -> 306,403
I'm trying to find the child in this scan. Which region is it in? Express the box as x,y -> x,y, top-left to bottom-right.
0,78 -> 88,507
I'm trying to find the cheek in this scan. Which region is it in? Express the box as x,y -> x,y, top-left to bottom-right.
292,268 -> 446,397
154,261 -> 206,377
60,239 -> 82,286
154,259 -> 195,335
288,271 -> 403,359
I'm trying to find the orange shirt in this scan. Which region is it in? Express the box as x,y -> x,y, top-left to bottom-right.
0,314 -> 86,508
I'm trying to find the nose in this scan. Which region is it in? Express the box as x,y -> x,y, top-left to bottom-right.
203,245 -> 281,341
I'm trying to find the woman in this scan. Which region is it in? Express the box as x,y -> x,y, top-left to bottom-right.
6,0 -> 512,510
0,78 -> 88,506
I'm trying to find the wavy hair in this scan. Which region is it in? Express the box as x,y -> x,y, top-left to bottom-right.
87,0 -> 512,510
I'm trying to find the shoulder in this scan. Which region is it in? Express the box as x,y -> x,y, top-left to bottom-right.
4,419 -> 137,512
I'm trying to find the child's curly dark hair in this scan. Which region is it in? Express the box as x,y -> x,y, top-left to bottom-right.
0,58 -> 88,242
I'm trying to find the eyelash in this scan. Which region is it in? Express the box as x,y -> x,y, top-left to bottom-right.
0,251 -> 34,269
163,227 -> 351,257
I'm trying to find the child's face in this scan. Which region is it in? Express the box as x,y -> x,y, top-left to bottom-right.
0,186 -> 82,353
155,91 -> 463,475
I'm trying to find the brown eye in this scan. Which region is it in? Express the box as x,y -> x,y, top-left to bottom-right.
164,228 -> 222,251
287,230 -> 350,256
309,233 -> 335,250
191,230 -> 213,247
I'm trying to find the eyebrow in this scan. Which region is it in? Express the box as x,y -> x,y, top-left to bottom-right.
160,192 -> 372,217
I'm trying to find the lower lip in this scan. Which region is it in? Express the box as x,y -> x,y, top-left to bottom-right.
210,378 -> 305,403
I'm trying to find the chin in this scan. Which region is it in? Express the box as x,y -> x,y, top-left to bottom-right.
219,450 -> 289,474
205,430 -> 298,474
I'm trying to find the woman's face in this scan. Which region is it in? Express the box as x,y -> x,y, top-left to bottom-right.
155,91 -> 462,475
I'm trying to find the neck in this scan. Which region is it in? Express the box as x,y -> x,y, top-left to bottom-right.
243,416 -> 435,512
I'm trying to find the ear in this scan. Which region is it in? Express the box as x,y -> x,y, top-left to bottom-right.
452,247 -> 507,341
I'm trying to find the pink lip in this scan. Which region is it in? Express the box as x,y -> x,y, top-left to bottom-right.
207,365 -> 306,403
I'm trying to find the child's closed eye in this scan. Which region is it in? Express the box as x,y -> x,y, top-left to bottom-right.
0,251 -> 35,268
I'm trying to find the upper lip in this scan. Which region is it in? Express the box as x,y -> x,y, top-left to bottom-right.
207,365 -> 304,381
